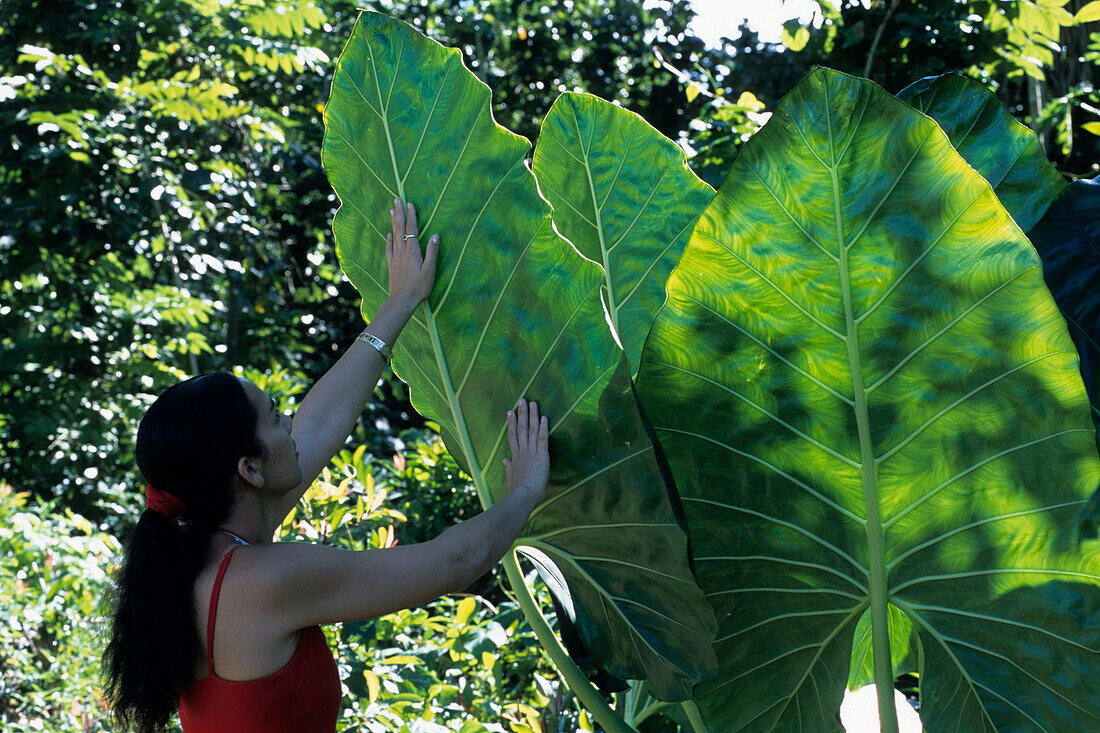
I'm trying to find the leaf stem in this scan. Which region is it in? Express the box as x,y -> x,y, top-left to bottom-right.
424,306 -> 490,505
503,552 -> 637,733
423,284 -> 632,732
682,700 -> 710,733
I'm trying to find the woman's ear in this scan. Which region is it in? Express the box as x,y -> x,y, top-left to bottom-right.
236,455 -> 265,488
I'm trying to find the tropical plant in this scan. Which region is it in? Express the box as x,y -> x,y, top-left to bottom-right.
324,11 -> 1100,732
897,72 -> 1068,231
1025,176 -> 1100,534
899,74 -> 1100,538
321,13 -> 718,726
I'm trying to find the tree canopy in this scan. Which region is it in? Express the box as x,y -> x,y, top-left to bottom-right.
3,0 -> 1098,522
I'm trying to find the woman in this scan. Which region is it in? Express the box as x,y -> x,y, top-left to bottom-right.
104,200 -> 551,732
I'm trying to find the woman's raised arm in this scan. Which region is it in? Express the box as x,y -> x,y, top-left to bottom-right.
279,199 -> 438,520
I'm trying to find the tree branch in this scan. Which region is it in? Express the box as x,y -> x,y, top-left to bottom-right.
863,0 -> 902,79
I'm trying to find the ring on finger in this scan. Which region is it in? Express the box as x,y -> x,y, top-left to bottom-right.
402,234 -> 417,241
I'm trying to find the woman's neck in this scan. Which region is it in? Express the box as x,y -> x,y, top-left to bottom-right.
219,490 -> 281,544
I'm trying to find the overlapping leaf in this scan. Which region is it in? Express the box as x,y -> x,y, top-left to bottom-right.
322,11 -> 715,700
636,68 -> 1100,730
898,73 -> 1067,231
1027,177 -> 1100,535
532,92 -> 714,373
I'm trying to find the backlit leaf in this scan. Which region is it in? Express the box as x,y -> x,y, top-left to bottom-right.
456,596 -> 476,626
364,669 -> 380,703
846,603 -> 915,690
1026,177 -> 1100,536
1074,0 -> 1100,24
637,67 -> 1100,731
898,73 -> 1066,232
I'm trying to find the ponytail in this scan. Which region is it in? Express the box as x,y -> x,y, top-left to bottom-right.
104,373 -> 263,732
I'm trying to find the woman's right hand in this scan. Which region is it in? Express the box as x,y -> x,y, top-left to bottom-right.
503,398 -> 549,503
503,394 -> 550,501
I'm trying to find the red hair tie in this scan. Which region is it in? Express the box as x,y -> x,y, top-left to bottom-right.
145,485 -> 187,520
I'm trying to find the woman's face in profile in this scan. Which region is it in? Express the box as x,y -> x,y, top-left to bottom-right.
237,377 -> 304,494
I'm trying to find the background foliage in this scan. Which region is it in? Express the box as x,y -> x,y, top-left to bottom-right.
3,0 -> 1100,730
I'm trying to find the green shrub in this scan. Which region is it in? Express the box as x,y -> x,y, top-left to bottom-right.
0,482 -> 118,732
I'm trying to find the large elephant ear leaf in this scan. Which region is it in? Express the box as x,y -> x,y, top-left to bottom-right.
1026,176 -> 1100,536
532,92 -> 714,374
897,73 -> 1066,231
322,11 -> 716,699
636,67 -> 1100,731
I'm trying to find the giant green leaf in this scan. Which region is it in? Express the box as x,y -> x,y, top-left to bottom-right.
897,73 -> 1067,232
1026,177 -> 1100,537
322,11 -> 715,700
532,92 -> 714,374
636,68 -> 1100,730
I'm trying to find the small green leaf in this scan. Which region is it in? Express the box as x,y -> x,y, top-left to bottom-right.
1074,0 -> 1100,23
781,21 -> 811,52
363,669 -> 380,703
455,596 -> 476,625
735,91 -> 765,111
378,654 -> 422,666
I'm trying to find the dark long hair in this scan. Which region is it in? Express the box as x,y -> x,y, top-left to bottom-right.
104,373 -> 264,732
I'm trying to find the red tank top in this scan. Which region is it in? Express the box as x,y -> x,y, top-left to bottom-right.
178,546 -> 342,732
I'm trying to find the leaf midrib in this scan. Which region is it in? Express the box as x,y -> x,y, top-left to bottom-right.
569,103 -> 620,336
823,77 -> 895,719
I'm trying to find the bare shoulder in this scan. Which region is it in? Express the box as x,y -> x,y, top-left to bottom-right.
223,541 -> 351,598
191,542 -> 316,681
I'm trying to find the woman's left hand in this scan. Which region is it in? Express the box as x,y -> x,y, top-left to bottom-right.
386,198 -> 439,312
